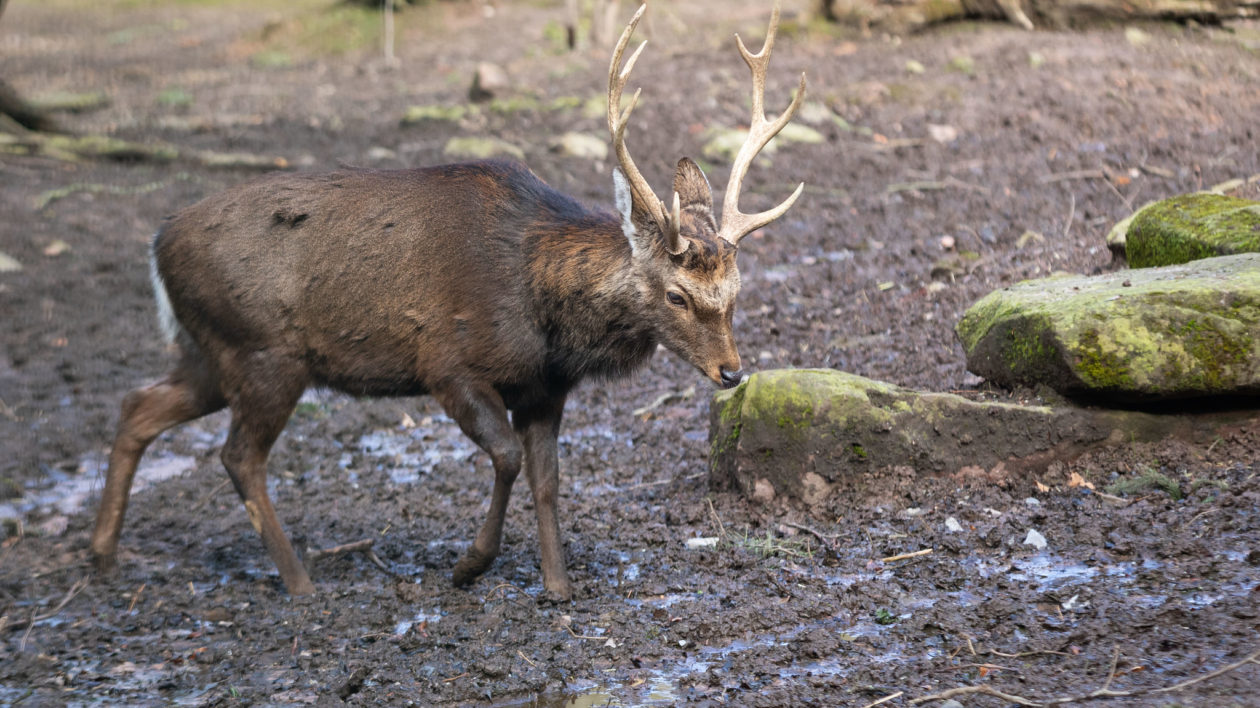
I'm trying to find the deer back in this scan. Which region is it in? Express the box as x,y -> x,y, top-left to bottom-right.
153,160 -> 639,400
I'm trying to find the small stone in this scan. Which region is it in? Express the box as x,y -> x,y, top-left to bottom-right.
0,251 -> 22,272
796,101 -> 836,126
751,478 -> 776,504
548,132 -> 607,161
685,537 -> 720,549
905,59 -> 925,74
945,517 -> 964,533
1023,528 -> 1048,550
927,124 -> 958,144
470,62 -> 510,102
1125,27 -> 1151,47
939,235 -> 956,251
1024,497 -> 1041,506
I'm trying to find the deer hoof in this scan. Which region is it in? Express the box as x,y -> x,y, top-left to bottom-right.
451,550 -> 495,587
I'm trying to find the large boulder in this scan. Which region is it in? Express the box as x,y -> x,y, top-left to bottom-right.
956,253 -> 1260,400
708,369 -> 1184,505
1124,193 -> 1260,267
710,369 -> 1260,505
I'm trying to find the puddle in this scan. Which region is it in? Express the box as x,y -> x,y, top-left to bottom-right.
355,414 -> 477,484
1008,554 -> 1099,591
394,608 -> 444,636
0,452 -> 195,524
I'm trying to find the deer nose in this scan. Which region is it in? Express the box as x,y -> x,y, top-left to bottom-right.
719,368 -> 745,389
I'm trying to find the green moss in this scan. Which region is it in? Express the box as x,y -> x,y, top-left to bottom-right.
1074,328 -> 1134,390
1106,468 -> 1182,500
1170,316 -> 1252,391
710,382 -> 747,460
850,443 -> 867,460
1127,193 -> 1260,267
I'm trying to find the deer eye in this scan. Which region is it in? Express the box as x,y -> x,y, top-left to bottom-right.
666,291 -> 687,308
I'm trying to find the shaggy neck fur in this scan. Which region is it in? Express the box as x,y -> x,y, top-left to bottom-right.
525,211 -> 660,386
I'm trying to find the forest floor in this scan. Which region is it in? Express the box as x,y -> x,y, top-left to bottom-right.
1,0 -> 1258,704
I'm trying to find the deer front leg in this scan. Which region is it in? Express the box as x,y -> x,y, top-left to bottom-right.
515,394 -> 571,601
436,383 -> 522,588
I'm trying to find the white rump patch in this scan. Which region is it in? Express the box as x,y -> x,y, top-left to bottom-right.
149,235 -> 180,343
612,168 -> 637,249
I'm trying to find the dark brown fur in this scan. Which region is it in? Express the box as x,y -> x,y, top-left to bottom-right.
90,159 -> 743,600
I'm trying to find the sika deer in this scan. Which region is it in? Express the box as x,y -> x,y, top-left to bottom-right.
90,3 -> 805,601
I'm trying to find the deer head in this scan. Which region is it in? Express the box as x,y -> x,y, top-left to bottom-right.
607,2 -> 805,389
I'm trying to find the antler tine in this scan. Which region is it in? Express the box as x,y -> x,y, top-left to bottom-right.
609,4 -> 682,251
718,1 -> 807,246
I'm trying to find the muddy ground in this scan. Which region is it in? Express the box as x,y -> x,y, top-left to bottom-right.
2,0 -> 1259,705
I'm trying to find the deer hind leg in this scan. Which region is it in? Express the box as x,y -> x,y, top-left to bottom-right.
435,382 -> 523,589
218,354 -> 313,595
91,342 -> 226,573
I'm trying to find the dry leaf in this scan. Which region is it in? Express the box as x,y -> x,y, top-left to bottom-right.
1067,472 -> 1095,490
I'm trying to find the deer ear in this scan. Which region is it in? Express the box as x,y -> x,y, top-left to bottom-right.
613,168 -> 660,255
673,157 -> 713,213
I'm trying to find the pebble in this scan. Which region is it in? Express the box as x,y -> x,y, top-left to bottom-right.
1023,528 -> 1048,550
944,517 -> 964,533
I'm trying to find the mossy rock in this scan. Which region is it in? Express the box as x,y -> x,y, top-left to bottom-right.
441,136 -> 525,161
401,104 -> 473,125
711,369 -> 1078,504
956,253 -> 1260,400
710,368 -> 1260,505
1126,193 -> 1260,267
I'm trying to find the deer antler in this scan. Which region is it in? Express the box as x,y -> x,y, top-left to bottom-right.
608,4 -> 685,254
717,1 -> 806,246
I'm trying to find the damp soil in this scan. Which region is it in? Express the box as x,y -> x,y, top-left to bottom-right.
2,1 -> 1259,705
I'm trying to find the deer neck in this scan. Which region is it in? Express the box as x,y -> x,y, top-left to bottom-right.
526,215 -> 658,383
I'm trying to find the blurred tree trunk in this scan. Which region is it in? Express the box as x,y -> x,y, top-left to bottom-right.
0,0 -> 60,131
820,0 -> 1259,31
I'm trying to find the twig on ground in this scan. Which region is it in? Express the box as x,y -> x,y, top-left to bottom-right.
618,471 -> 704,493
911,684 -> 1040,705
989,648 -> 1072,658
858,691 -> 903,708
706,497 -> 728,541
305,538 -> 375,563
885,177 -> 988,195
365,551 -> 397,577
517,649 -> 537,668
1062,193 -> 1075,240
6,576 -> 89,633
126,583 -> 146,614
1040,169 -> 1105,183
1094,490 -> 1132,506
882,548 -> 933,563
934,662 -> 1021,674
483,582 -> 533,610
782,521 -> 839,549
564,624 -> 608,641
911,647 -> 1260,705
190,479 -> 231,513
